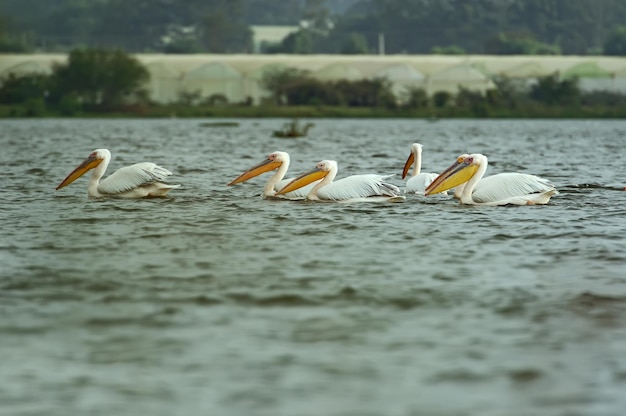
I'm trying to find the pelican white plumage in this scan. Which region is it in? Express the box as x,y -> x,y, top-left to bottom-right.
56,148 -> 180,198
425,153 -> 557,205
227,151 -> 319,199
276,160 -> 404,202
401,143 -> 445,194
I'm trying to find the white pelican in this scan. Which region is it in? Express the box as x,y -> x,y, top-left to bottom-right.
401,143 -> 445,194
425,153 -> 557,205
56,148 -> 180,198
276,160 -> 404,202
227,151 -> 319,199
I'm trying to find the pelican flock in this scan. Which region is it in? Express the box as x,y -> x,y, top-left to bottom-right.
54,146 -> 559,207
402,143 -> 445,195
425,153 -> 558,205
227,151 -> 319,199
56,148 -> 180,198
276,160 -> 404,203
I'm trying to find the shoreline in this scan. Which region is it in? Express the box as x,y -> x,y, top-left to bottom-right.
3,104 -> 626,119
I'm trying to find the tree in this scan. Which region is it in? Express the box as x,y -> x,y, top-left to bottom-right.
266,30 -> 317,54
485,33 -> 560,55
339,33 -> 369,54
162,27 -> 203,54
302,0 -> 332,34
529,74 -> 580,106
456,87 -> 488,116
4,0 -> 626,55
245,0 -> 302,25
199,0 -> 252,53
0,73 -> 50,104
332,78 -> 396,108
432,91 -> 452,108
51,48 -> 149,109
92,0 -> 182,52
0,16 -> 30,52
403,86 -> 429,108
284,78 -> 341,105
488,77 -> 528,109
261,67 -> 312,104
604,26 -> 626,55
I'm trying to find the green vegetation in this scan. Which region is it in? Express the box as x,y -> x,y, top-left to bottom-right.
199,121 -> 240,127
0,48 -> 149,116
484,33 -> 561,55
2,0 -> 626,55
431,45 -> 466,55
604,26 -> 626,56
5,101 -> 626,120
3,50 -> 626,119
52,48 -> 149,110
260,68 -> 396,107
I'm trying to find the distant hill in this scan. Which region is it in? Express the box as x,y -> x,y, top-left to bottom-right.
327,0 -> 363,14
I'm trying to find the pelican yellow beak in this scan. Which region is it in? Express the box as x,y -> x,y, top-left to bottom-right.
276,167 -> 328,195
56,156 -> 102,190
401,152 -> 415,179
425,158 -> 478,196
227,159 -> 282,186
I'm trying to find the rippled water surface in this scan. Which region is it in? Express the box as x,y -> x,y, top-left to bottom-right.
2,118 -> 626,416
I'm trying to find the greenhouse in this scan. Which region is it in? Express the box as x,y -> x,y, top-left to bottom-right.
2,54 -> 626,104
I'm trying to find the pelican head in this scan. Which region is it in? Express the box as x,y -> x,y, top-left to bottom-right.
425,153 -> 480,196
56,148 -> 110,190
228,151 -> 288,186
276,160 -> 336,195
402,143 -> 423,179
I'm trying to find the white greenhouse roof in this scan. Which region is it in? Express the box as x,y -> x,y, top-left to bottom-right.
315,62 -> 363,80
375,63 -> 425,81
183,62 -> 241,80
4,54 -> 626,102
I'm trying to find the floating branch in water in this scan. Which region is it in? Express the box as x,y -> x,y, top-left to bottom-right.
272,119 -> 314,138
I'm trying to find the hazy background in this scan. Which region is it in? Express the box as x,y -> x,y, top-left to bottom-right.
2,0 -> 626,55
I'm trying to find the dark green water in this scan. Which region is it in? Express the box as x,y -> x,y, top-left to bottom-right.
1,118 -> 626,416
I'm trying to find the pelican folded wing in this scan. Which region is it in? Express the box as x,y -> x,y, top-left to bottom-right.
471,173 -> 556,204
98,163 -> 172,195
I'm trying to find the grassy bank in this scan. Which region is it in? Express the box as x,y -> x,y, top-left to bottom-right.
2,103 -> 626,119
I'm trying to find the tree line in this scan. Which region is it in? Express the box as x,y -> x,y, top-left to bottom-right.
2,0 -> 626,55
2,47 -> 626,118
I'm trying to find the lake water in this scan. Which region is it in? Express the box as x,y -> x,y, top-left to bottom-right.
1,118 -> 626,416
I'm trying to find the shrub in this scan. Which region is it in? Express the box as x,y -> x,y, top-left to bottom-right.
58,94 -> 82,115
332,79 -> 396,108
581,90 -> 626,106
432,91 -> 452,108
284,78 -> 341,106
261,67 -> 312,105
604,26 -> 626,56
403,87 -> 429,108
205,94 -> 229,106
456,87 -> 488,116
0,73 -> 50,104
488,76 -> 529,109
23,98 -> 46,117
